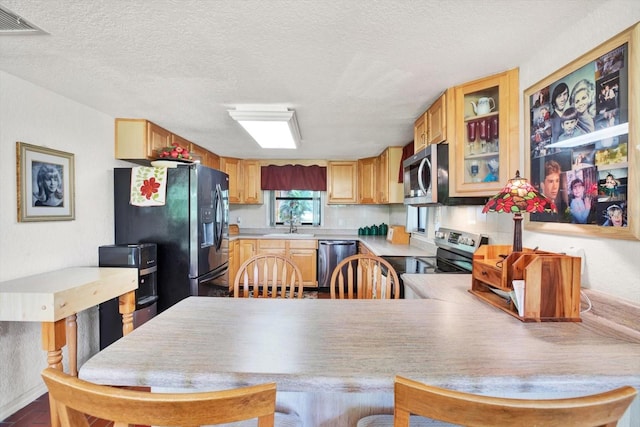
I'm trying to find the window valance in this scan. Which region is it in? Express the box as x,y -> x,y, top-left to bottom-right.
261,164 -> 327,191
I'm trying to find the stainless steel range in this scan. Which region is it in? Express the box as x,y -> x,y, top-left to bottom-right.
430,227 -> 489,273
382,227 -> 488,297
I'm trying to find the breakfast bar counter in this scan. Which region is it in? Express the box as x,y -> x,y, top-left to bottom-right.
79,275 -> 640,426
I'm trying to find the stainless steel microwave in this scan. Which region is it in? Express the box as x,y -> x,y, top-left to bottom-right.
403,144 -> 487,206
403,145 -> 437,205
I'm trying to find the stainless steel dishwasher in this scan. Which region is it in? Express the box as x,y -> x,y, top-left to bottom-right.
317,240 -> 358,289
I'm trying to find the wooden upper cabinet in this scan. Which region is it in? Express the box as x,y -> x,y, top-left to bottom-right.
414,91 -> 449,154
413,113 -> 427,154
115,118 -> 171,161
327,161 -> 357,204
115,118 -> 222,169
357,157 -> 377,204
220,157 -> 262,204
187,141 -> 208,163
242,160 -> 262,204
377,146 -> 403,204
220,157 -> 242,203
148,123 -> 172,157
426,91 -> 447,145
207,152 -> 220,170
451,68 -> 519,197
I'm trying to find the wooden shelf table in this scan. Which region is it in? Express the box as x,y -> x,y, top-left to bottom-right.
0,267 -> 137,427
0,267 -> 138,373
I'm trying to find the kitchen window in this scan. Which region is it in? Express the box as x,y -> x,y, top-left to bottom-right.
406,205 -> 429,234
269,190 -> 321,226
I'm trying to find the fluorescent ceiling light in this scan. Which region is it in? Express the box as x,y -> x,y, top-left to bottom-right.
228,107 -> 301,149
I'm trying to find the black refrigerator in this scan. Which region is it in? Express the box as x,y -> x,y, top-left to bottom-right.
114,164 -> 229,313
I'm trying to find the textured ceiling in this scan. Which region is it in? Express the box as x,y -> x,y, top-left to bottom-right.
0,0 -> 603,160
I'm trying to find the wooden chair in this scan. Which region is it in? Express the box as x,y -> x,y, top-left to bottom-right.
357,375 -> 637,427
330,254 -> 400,299
41,367 -> 278,427
234,254 -> 304,298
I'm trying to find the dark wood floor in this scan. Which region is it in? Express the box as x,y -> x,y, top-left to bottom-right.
0,393 -> 113,427
0,392 -> 143,427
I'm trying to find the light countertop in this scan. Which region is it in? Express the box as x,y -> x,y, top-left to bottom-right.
0,267 -> 138,322
232,234 -> 435,257
80,286 -> 640,396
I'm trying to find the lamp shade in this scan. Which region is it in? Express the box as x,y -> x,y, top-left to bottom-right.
482,170 -> 557,215
482,170 -> 556,253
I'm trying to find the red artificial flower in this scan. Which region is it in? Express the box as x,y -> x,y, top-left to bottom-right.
494,195 -> 516,212
140,177 -> 161,199
526,197 -> 546,213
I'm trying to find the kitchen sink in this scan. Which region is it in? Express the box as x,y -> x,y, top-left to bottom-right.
263,233 -> 315,238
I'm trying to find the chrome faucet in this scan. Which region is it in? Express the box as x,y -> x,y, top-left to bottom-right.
288,210 -> 297,234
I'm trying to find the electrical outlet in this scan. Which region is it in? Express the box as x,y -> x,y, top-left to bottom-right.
236,216 -> 241,224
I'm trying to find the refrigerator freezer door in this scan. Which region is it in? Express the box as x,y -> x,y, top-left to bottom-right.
114,165 -> 229,313
194,166 -> 229,279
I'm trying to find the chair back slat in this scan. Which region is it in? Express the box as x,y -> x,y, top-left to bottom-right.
393,375 -> 637,427
42,368 -> 277,427
330,254 -> 400,299
233,254 -> 304,298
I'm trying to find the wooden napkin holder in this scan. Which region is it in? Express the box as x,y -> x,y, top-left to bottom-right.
470,245 -> 582,322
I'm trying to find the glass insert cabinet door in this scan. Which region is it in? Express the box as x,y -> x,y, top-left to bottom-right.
451,68 -> 519,197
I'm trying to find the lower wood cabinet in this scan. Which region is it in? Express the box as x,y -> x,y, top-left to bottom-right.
238,239 -> 257,265
232,239 -> 318,288
287,240 -> 318,288
358,243 -> 372,255
228,239 -> 239,290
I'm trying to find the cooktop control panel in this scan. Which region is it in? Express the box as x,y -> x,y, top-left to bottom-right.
434,228 -> 488,254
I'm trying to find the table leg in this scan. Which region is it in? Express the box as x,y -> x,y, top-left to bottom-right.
42,320 -> 66,427
41,320 -> 66,370
119,290 -> 136,336
65,314 -> 78,376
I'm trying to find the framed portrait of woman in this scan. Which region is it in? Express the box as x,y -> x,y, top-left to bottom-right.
524,23 -> 639,241
17,142 -> 75,222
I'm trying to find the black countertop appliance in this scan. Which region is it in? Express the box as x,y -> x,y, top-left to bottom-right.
98,243 -> 158,349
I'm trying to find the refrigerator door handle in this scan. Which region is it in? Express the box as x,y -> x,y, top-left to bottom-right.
213,184 -> 224,251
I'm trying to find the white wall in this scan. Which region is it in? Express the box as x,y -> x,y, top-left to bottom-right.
1,1 -> 640,419
518,1 -> 640,303
230,199 -> 401,233
0,71 -> 128,419
424,2 -> 640,305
